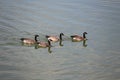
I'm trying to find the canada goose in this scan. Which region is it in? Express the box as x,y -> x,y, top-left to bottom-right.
36,39 -> 52,48
71,32 -> 88,42
46,33 -> 64,42
20,35 -> 39,44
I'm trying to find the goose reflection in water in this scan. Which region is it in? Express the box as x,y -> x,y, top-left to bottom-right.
59,39 -> 64,46
83,40 -> 87,47
71,39 -> 88,48
21,42 -> 34,47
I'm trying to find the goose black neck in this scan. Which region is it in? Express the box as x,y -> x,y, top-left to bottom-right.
35,36 -> 38,42
83,33 -> 86,38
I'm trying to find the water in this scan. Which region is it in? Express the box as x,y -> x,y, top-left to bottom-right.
0,0 -> 120,80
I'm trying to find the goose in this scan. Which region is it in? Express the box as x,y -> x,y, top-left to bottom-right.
45,33 -> 64,42
36,40 -> 52,48
71,32 -> 88,42
35,35 -> 52,48
20,35 -> 39,45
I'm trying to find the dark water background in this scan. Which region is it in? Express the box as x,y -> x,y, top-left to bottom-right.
0,0 -> 120,80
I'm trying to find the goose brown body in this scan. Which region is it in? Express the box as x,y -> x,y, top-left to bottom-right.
46,33 -> 64,42
20,35 -> 39,45
37,40 -> 51,48
20,38 -> 35,44
71,32 -> 87,41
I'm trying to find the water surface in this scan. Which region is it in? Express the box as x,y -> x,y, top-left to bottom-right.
0,0 -> 120,80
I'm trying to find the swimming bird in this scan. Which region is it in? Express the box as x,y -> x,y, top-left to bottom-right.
36,39 -> 52,48
45,33 -> 64,42
20,35 -> 39,45
32,35 -> 52,48
70,32 -> 88,42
